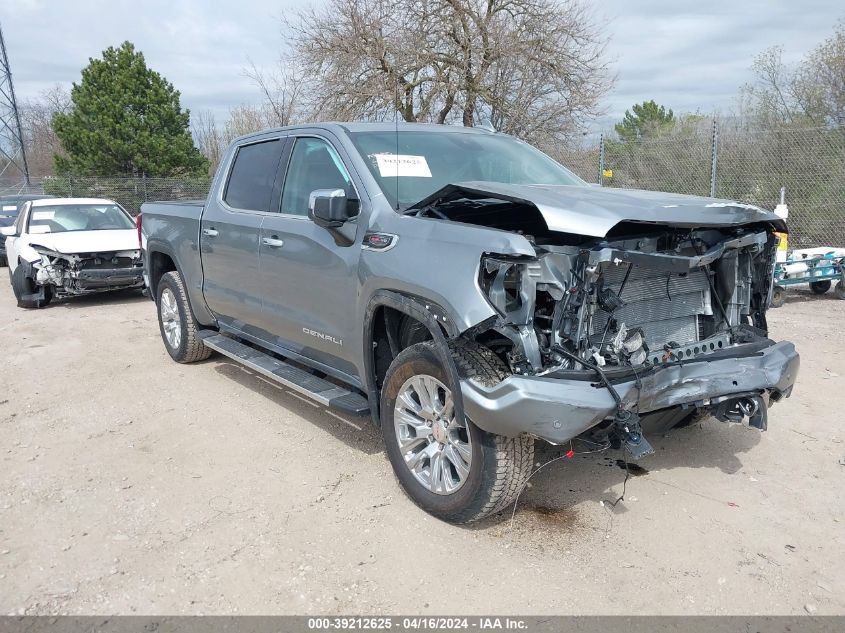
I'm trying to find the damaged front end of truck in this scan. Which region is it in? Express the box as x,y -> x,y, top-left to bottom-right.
19,245 -> 144,301
409,183 -> 800,457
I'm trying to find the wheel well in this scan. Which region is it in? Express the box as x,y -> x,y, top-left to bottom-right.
370,306 -> 438,393
148,251 -> 177,298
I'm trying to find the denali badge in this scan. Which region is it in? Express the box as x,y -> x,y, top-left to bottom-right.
303,327 -> 343,346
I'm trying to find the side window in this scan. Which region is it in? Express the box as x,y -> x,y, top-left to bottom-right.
224,139 -> 284,212
280,137 -> 352,216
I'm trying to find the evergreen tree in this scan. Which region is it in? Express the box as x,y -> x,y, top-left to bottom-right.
615,100 -> 675,141
53,42 -> 208,176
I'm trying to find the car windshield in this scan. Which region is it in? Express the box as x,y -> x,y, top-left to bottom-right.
349,130 -> 585,209
27,204 -> 134,234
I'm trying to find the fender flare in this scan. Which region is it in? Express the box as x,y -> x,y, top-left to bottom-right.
362,290 -> 464,428
144,239 -> 181,297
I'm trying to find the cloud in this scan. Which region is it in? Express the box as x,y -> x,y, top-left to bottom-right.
597,0 -> 839,125
2,0 -> 292,118
1,0 -> 839,128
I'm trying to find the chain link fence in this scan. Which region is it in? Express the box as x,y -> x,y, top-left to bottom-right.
2,121 -> 843,248
554,121 -> 845,249
0,175 -> 212,216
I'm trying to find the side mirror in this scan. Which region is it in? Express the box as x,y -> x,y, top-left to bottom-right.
0,226 -> 16,238
308,189 -> 356,228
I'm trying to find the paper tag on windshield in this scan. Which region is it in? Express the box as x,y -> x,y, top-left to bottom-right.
32,211 -> 55,220
374,154 -> 432,178
29,225 -> 51,233
2,205 -> 17,211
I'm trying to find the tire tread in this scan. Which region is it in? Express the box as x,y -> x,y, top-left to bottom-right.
446,339 -> 535,523
159,271 -> 211,363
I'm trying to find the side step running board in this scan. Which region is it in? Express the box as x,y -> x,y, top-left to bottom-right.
199,332 -> 370,416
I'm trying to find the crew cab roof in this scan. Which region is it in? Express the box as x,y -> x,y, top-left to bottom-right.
231,121 -> 497,145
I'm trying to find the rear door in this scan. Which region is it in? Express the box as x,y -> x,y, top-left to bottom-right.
200,137 -> 287,329
256,134 -> 364,378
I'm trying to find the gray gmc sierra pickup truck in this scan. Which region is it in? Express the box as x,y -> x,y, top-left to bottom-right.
141,122 -> 799,523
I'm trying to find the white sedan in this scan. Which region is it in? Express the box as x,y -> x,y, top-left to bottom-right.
1,197 -> 143,308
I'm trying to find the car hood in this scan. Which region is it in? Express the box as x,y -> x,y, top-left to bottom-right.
413,182 -> 785,237
28,229 -> 140,254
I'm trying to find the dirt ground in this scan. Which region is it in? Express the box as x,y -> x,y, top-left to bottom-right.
0,278 -> 843,616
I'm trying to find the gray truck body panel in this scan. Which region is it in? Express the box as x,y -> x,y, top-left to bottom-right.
142,122 -> 798,445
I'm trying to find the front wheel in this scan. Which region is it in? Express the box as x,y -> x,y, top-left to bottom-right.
156,271 -> 212,363
380,340 -> 534,524
810,280 -> 831,294
771,285 -> 786,308
11,262 -> 52,309
835,281 -> 845,300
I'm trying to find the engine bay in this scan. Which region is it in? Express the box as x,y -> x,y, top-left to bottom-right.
473,224 -> 779,377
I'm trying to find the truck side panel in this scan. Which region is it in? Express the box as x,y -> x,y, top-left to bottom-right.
141,200 -> 216,327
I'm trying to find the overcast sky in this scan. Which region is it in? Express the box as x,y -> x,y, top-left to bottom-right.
2,0 -> 840,131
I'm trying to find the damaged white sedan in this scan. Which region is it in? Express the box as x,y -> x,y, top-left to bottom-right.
1,198 -> 143,308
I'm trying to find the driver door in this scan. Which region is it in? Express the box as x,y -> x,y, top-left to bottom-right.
256,135 -> 363,378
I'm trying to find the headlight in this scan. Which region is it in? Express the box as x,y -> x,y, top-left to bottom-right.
479,256 -> 535,323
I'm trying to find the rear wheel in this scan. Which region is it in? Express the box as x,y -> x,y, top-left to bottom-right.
771,285 -> 786,308
0,254 -> 7,267
156,271 -> 212,363
810,280 -> 831,294
835,281 -> 845,300
11,262 -> 52,309
380,340 -> 533,524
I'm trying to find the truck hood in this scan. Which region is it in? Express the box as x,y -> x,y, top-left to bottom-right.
412,182 -> 785,237
27,229 -> 140,254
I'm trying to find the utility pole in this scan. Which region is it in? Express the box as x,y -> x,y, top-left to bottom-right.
0,21 -> 30,188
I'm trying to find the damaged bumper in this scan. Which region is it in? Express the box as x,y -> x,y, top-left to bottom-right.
71,267 -> 145,291
26,247 -> 144,296
461,340 -> 799,444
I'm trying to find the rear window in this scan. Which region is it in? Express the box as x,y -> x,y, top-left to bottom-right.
224,139 -> 285,212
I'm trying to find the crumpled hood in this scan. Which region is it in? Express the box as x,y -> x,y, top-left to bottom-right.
416,182 -> 784,237
28,229 -> 140,254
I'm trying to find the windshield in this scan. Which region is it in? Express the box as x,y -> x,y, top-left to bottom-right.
349,130 -> 585,209
26,204 -> 134,234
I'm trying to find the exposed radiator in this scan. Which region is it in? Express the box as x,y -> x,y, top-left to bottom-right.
591,264 -> 712,349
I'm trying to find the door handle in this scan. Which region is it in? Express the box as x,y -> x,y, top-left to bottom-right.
202,228 -> 219,237
262,237 -> 285,248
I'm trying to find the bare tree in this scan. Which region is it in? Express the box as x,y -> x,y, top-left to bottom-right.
741,21 -> 845,128
245,61 -> 307,127
192,110 -> 224,173
18,85 -> 70,178
793,20 -> 845,127
283,0 -> 612,145
224,103 -> 279,139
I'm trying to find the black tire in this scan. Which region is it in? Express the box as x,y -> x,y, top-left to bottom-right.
0,254 -> 7,268
771,285 -> 786,308
835,281 -> 845,301
11,262 -> 52,309
156,270 -> 212,363
398,316 -> 431,348
380,339 -> 534,524
810,280 -> 831,295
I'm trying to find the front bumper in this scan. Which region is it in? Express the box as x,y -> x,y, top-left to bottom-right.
70,267 -> 145,292
461,341 -> 799,444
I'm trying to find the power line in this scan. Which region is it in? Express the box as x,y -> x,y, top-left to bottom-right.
0,20 -> 30,187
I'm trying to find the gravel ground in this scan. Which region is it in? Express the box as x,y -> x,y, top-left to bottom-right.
0,279 -> 843,615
